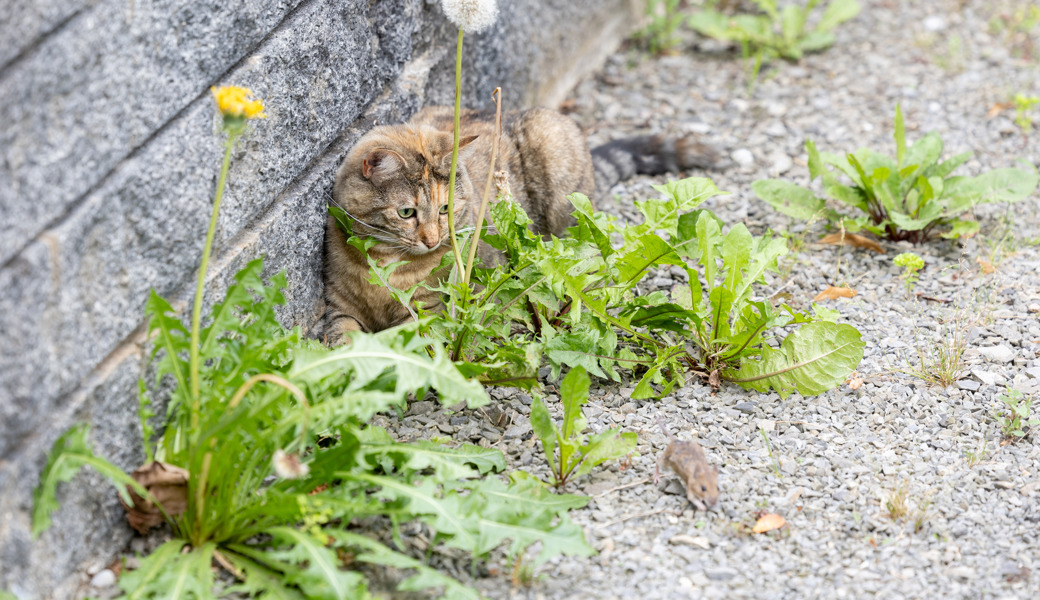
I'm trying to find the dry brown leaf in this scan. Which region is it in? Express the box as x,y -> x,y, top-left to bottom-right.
977,256 -> 996,274
848,377 -> 864,390
814,286 -> 857,301
118,461 -> 189,534
753,513 -> 786,533
820,232 -> 885,254
987,102 -> 1012,119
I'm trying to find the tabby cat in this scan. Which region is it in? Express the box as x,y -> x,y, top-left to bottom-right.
322,105 -> 723,344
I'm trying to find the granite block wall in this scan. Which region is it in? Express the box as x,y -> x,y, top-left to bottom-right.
0,0 -> 642,596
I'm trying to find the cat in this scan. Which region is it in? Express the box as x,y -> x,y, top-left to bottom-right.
321,105 -> 724,344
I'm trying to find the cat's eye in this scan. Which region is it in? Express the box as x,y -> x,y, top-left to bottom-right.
397,207 -> 416,219
439,204 -> 449,215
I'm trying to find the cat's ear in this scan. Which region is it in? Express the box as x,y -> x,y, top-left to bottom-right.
361,149 -> 404,184
458,135 -> 479,150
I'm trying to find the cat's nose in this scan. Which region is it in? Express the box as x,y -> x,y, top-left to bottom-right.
419,230 -> 439,249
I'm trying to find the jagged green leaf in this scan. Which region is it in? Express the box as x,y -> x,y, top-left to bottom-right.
33,424 -> 150,537
122,541 -> 214,600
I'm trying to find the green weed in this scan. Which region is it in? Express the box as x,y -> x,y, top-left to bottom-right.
529,367 -> 637,488
753,104 -> 1039,243
995,388 -> 1038,441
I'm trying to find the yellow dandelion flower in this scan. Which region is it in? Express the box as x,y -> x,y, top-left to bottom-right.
210,85 -> 267,120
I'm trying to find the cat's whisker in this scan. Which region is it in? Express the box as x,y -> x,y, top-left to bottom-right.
326,197 -> 400,239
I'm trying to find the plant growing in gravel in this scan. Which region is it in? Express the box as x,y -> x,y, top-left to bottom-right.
893,252 -> 924,294
636,0 -> 688,54
753,104 -> 1040,243
963,438 -> 990,468
530,367 -> 637,488
687,0 -> 861,87
34,86 -> 593,598
397,177 -> 864,399
1013,93 -> 1038,132
900,306 -> 972,388
994,387 -> 1038,441
884,480 -> 910,521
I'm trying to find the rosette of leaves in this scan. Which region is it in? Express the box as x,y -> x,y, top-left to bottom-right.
687,0 -> 861,63
34,259 -> 593,599
753,105 -> 1040,243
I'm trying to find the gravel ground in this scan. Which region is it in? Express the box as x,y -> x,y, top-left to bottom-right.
85,1 -> 1040,598
459,0 -> 1040,598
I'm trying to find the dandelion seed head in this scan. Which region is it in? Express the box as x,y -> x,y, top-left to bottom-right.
273,449 -> 310,479
441,0 -> 498,33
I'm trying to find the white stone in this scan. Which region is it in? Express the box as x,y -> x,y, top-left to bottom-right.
90,570 -> 116,588
978,345 -> 1015,363
732,148 -> 755,167
771,152 -> 793,174
923,15 -> 947,31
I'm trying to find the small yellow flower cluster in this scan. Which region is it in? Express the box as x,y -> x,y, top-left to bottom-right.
210,86 -> 267,120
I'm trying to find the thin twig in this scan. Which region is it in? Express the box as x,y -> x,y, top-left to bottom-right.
594,477 -> 651,498
464,87 -> 503,285
595,508 -> 674,529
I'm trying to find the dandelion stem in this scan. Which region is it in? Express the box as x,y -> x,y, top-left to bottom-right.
464,87 -> 502,286
189,132 -> 237,422
446,28 -> 466,276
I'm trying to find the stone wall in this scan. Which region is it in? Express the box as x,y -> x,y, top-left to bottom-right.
0,0 -> 642,596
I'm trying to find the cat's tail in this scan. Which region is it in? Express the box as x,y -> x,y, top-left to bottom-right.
590,134 -> 730,197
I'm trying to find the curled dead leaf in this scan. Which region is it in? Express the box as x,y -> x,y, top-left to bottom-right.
820,233 -> 885,254
814,285 -> 857,301
987,102 -> 1012,119
118,461 -> 189,534
976,256 -> 996,274
752,512 -> 786,533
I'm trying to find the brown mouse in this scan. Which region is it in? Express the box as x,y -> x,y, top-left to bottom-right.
654,417 -> 719,510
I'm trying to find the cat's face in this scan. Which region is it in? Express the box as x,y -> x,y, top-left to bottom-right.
338,127 -> 477,257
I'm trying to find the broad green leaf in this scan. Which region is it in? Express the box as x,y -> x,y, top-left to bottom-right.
122,541 -> 215,600
266,528 -> 366,600
574,430 -> 638,479
824,181 -> 869,212
615,233 -> 684,286
474,512 -> 595,566
345,474 -> 479,551
365,440 -> 506,481
559,367 -> 591,439
290,328 -> 488,415
529,397 -> 558,476
818,0 -> 861,31
889,202 -> 942,231
223,552 -> 309,600
544,328 -> 612,380
903,132 -> 944,174
568,193 -> 614,257
943,162 -> 1039,206
752,180 -> 826,221
695,211 -> 723,290
502,471 -> 589,512
806,140 -> 832,183
929,151 -> 972,179
640,177 -> 728,237
940,219 -> 980,239
334,531 -> 480,600
820,151 -> 861,184
780,4 -> 805,45
725,322 -> 864,398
